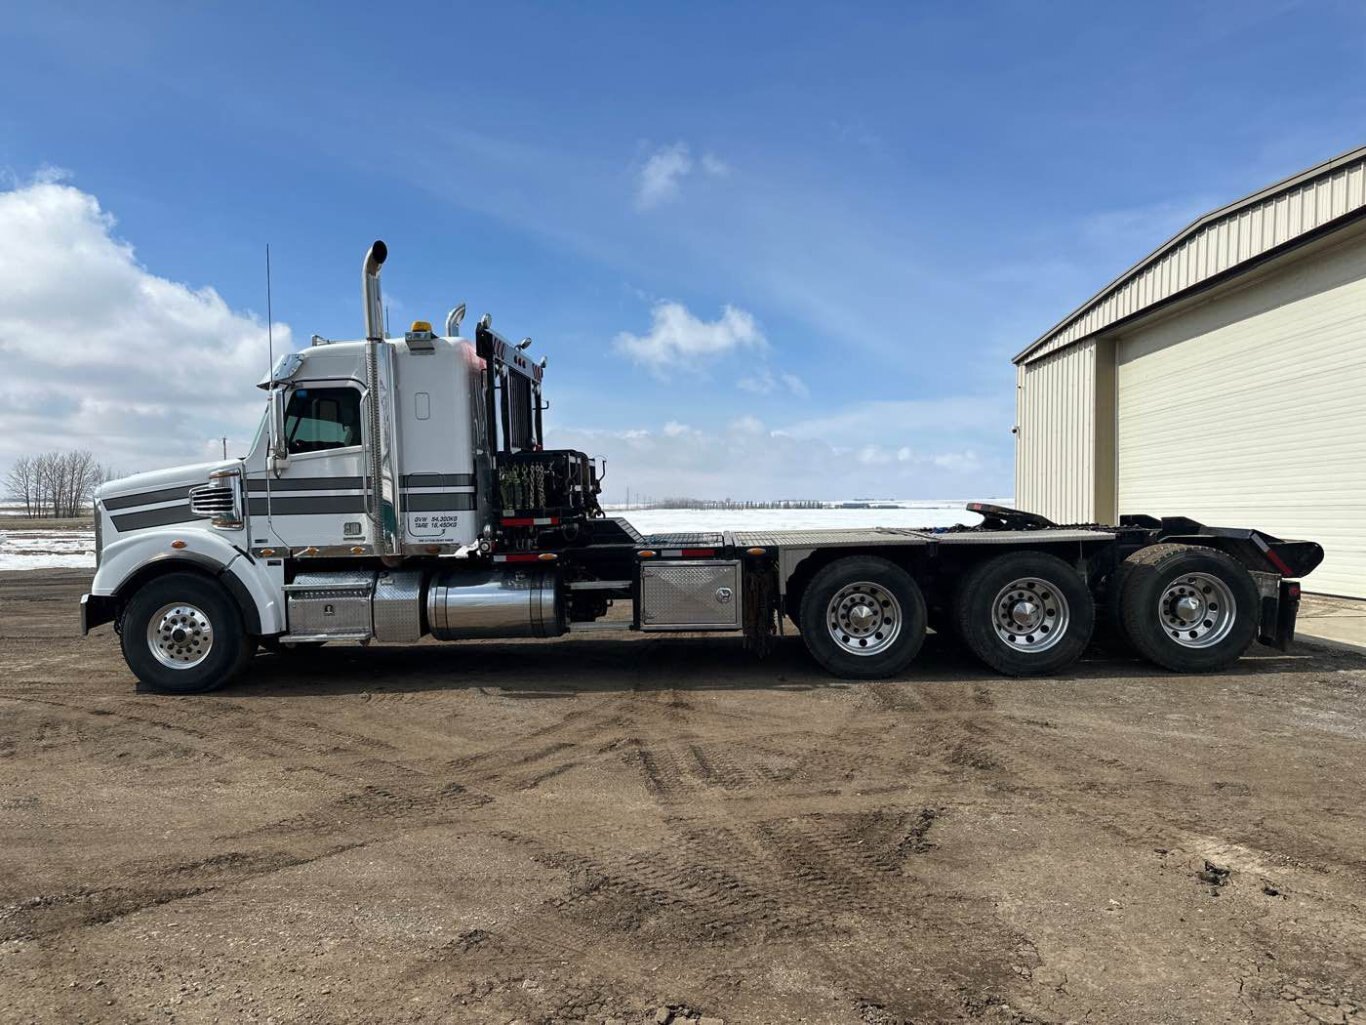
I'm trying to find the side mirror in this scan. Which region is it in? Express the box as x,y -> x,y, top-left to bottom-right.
268,388 -> 288,471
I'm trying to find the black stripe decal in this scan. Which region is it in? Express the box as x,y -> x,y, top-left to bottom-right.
247,496 -> 368,516
403,493 -> 476,512
103,486 -> 190,511
110,504 -> 199,531
402,473 -> 475,487
245,476 -> 364,493
398,472 -> 475,489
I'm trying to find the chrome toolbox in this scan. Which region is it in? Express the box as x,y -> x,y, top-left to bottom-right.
285,570 -> 375,640
639,560 -> 741,631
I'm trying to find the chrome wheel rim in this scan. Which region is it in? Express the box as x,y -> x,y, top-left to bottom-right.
992,577 -> 1069,653
826,582 -> 902,656
147,602 -> 214,670
1159,572 -> 1235,648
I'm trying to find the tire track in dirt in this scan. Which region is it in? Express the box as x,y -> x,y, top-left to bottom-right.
482,796 -> 1035,1024
0,841 -> 367,941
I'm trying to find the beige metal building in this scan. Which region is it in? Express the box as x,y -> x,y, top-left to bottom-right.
1014,146 -> 1366,598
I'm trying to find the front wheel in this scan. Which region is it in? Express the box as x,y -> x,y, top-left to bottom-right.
953,551 -> 1095,676
798,556 -> 927,679
120,572 -> 250,694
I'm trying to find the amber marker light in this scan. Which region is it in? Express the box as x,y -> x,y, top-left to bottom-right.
170,540 -> 187,549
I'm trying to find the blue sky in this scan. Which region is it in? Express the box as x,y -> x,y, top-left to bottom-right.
2,1 -> 1363,500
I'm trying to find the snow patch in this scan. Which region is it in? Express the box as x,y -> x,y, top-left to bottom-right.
0,529 -> 96,571
618,503 -> 983,535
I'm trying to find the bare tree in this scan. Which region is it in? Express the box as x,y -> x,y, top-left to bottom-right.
19,450 -> 111,519
4,456 -> 38,517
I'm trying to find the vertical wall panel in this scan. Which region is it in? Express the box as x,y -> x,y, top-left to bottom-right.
1015,339 -> 1098,523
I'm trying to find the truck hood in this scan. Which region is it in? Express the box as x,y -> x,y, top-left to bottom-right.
95,460 -> 240,504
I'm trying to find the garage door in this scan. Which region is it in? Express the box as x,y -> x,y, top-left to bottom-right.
1117,236 -> 1366,598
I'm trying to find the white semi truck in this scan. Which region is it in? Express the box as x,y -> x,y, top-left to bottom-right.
80,242 -> 1324,694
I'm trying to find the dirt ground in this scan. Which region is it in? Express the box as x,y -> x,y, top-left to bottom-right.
0,518 -> 93,530
3,570 -> 1366,1025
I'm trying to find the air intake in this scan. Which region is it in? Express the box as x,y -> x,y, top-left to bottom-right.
189,479 -> 241,529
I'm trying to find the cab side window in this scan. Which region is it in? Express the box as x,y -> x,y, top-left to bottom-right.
284,387 -> 362,454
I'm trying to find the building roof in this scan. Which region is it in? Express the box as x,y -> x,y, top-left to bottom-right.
1015,144 -> 1366,365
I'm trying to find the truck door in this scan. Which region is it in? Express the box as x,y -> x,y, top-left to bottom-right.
251,382 -> 373,552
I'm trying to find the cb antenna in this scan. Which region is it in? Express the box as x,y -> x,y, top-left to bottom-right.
264,245 -> 280,497
266,243 -> 275,386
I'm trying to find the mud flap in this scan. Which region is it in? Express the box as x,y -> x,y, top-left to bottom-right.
1259,580 -> 1301,650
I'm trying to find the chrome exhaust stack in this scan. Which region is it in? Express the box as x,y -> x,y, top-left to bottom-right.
361,241 -> 399,558
363,240 -> 387,341
445,303 -> 466,336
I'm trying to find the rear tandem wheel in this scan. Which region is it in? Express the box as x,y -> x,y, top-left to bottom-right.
1114,543 -> 1259,672
798,556 -> 927,679
953,551 -> 1095,676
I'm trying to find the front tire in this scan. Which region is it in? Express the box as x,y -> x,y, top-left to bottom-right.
798,556 -> 927,679
120,572 -> 249,694
953,551 -> 1095,676
1116,544 -> 1259,672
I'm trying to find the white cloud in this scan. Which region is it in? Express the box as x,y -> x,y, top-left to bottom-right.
634,142 -> 730,210
549,400 -> 1009,502
699,153 -> 730,177
0,178 -> 288,475
738,366 -> 809,398
636,143 -> 693,210
614,300 -> 765,375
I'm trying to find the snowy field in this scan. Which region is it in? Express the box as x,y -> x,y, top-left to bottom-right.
0,528 -> 97,571
611,500 -> 995,536
0,501 -> 1006,571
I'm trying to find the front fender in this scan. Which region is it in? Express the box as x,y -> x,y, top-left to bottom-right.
92,528 -> 246,597
90,529 -> 285,636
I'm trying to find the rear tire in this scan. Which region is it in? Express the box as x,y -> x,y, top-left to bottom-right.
120,572 -> 248,694
798,556 -> 926,679
953,551 -> 1094,676
1116,544 -> 1259,672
